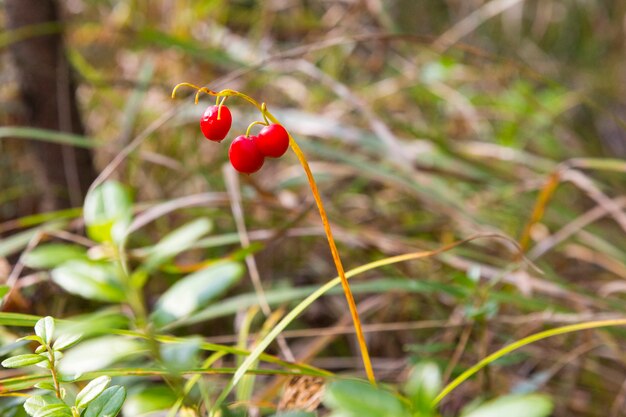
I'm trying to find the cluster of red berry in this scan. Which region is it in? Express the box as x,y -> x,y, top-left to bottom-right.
200,104 -> 289,174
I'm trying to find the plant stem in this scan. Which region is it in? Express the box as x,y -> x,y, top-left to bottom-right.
46,346 -> 62,399
275,128 -> 376,385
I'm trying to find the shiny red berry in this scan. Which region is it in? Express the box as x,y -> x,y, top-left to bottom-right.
200,105 -> 232,142
229,135 -> 265,174
254,124 -> 289,158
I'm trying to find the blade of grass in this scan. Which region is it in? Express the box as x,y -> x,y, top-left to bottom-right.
432,318 -> 626,406
0,127 -> 102,148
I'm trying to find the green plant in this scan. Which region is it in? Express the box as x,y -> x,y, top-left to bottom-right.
321,362 -> 553,417
1,316 -> 126,417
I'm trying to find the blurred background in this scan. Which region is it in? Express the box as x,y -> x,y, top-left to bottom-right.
2,1 -> 626,416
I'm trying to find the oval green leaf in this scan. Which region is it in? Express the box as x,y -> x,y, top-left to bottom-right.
84,386 -> 126,417
143,218 -> 212,271
324,380 -> 410,417
51,260 -> 125,303
33,403 -> 72,417
83,181 -> 133,244
1,354 -> 47,368
75,376 -> 111,409
23,244 -> 87,269
35,316 -> 55,345
24,394 -> 64,416
151,261 -> 243,327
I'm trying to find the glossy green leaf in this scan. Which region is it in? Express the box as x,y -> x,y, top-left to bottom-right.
23,244 -> 87,269
34,382 -> 57,391
1,354 -> 47,368
35,317 -> 55,345
152,261 -> 243,327
17,335 -> 44,344
53,333 -> 82,351
58,336 -> 143,376
51,260 -> 125,303
33,403 -> 72,417
324,380 -> 410,417
83,181 -> 132,243
143,217 -> 212,271
122,385 -> 176,416
23,395 -> 64,417
83,386 -> 126,417
75,376 -> 111,409
461,394 -> 553,417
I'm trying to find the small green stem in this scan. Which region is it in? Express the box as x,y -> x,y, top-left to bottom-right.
45,346 -> 62,399
245,121 -> 268,137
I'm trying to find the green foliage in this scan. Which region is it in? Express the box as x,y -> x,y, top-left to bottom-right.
322,364 -> 554,417
1,317 -> 125,417
3,3 -> 626,416
83,181 -> 132,244
324,380 -> 410,417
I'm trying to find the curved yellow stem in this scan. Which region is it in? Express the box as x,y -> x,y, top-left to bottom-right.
171,83 -> 376,385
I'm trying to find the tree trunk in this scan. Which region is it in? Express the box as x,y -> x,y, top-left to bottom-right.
5,0 -> 95,211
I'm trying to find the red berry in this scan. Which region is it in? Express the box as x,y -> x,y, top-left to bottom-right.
229,135 -> 265,174
200,105 -> 232,142
254,124 -> 289,158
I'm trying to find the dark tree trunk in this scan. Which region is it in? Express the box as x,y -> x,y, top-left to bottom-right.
5,0 -> 95,211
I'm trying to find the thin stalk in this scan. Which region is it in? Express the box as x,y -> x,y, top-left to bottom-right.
45,347 -> 62,399
275,127 -> 376,385
517,170 -> 560,253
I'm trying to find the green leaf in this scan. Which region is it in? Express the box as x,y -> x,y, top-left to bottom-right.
461,394 -> 553,417
122,385 -> 176,416
17,335 -> 44,344
270,412 -> 316,417
0,126 -> 100,148
35,317 -> 55,345
84,386 -> 126,417
324,380 -> 410,417
23,395 -> 64,417
23,244 -> 87,269
83,181 -> 132,244
33,403 -> 72,417
75,376 -> 111,409
143,218 -> 212,271
51,260 -> 125,303
151,261 -> 244,327
34,382 -> 57,391
53,333 -> 82,351
0,312 -> 41,327
404,362 -> 441,413
1,354 -> 47,368
58,336 -> 143,376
